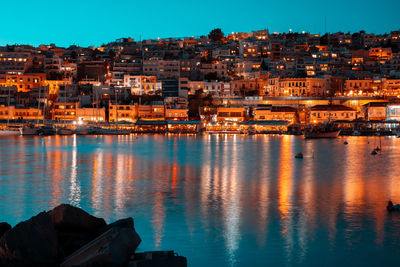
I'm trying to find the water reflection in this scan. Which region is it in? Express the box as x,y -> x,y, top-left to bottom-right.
0,136 -> 400,266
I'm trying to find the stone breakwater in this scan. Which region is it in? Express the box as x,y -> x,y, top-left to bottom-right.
0,204 -> 187,267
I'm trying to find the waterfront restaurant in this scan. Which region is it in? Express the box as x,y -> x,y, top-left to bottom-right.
239,120 -> 291,133
167,120 -> 202,133
134,120 -> 167,133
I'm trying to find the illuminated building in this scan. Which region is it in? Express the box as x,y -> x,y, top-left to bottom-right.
109,103 -> 137,122
254,106 -> 297,123
165,108 -> 188,121
137,101 -> 165,120
123,75 -> 161,95
0,105 -> 43,121
76,107 -> 106,122
0,73 -> 46,92
217,107 -> 246,122
51,102 -> 78,121
361,102 -> 388,121
387,104 -> 400,121
310,105 -> 356,123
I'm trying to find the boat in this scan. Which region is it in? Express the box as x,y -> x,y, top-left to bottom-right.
295,153 -> 303,159
57,127 -> 74,135
75,126 -> 90,135
38,125 -> 56,136
303,122 -> 341,139
19,124 -> 41,135
0,128 -> 20,136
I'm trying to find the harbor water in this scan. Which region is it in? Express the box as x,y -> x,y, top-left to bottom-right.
0,134 -> 400,266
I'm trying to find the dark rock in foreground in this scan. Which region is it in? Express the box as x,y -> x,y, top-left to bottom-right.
61,226 -> 141,267
49,204 -> 107,258
0,204 -> 187,267
0,222 -> 11,238
0,212 -> 58,266
49,204 -> 107,231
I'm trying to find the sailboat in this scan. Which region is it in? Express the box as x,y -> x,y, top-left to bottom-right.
0,86 -> 19,135
56,87 -> 74,135
20,86 -> 55,135
95,88 -> 130,135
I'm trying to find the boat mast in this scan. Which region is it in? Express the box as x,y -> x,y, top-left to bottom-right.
115,88 -> 118,129
36,86 -> 41,125
7,86 -> 11,126
64,85 -> 66,127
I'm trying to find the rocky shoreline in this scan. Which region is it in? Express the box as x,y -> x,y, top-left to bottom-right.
0,204 -> 187,267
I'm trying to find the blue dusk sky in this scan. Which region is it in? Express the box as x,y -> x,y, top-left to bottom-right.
1,0 -> 399,47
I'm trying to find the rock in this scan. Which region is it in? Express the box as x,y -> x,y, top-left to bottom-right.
0,212 -> 58,266
95,217 -> 137,237
57,229 -> 98,259
48,204 -> 107,258
61,226 -> 142,267
49,204 -> 106,232
128,251 -> 187,267
0,223 -> 11,238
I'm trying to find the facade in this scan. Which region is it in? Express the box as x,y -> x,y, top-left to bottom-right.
76,107 -> 106,122
216,107 -> 246,122
165,108 -> 188,121
137,102 -> 165,120
254,106 -> 297,123
109,103 -> 137,122
387,104 -> 400,121
361,102 -> 387,121
123,75 -> 161,95
51,102 -> 78,121
310,105 -> 356,123
0,105 -> 42,121
0,73 -> 46,92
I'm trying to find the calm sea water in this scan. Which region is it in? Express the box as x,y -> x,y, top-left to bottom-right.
1,134 -> 400,266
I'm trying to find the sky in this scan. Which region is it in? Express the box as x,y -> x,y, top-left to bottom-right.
0,0 -> 399,47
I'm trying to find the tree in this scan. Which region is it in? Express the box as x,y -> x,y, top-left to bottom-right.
208,28 -> 224,42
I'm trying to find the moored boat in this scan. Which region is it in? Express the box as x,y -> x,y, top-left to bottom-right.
303,122 -> 341,139
38,125 -> 56,136
19,124 -> 40,135
0,128 -> 20,135
57,127 -> 74,135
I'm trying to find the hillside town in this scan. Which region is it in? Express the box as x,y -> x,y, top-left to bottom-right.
1,28 -> 400,134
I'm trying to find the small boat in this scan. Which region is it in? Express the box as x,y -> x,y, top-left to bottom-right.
371,149 -> 378,155
295,153 -> 303,159
387,201 -> 400,212
343,141 -> 348,145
